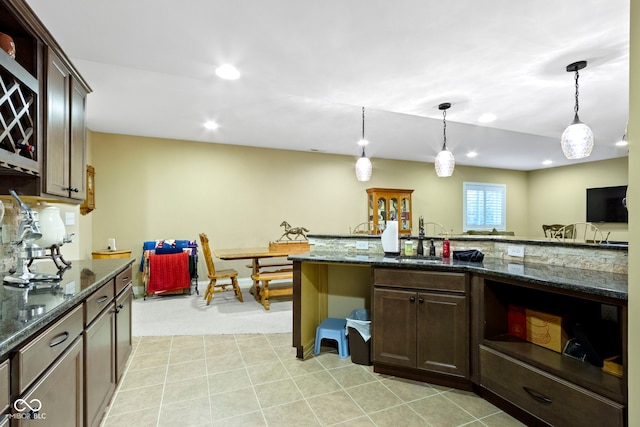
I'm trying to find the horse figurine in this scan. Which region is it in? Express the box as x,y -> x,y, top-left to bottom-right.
279,221 -> 310,241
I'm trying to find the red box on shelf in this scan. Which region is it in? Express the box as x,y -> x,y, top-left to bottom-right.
508,304 -> 527,340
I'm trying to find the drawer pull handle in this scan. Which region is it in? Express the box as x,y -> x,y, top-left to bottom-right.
49,332 -> 70,348
409,297 -> 416,303
121,276 -> 130,283
523,386 -> 552,404
97,295 -> 109,303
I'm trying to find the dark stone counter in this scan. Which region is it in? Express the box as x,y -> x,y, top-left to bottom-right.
289,252 -> 627,301
0,258 -> 135,358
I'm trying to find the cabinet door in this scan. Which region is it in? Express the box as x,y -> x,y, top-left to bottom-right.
15,336 -> 83,427
84,306 -> 116,427
44,49 -> 70,198
373,288 -> 416,367
417,292 -> 468,377
115,285 -> 133,382
69,78 -> 87,201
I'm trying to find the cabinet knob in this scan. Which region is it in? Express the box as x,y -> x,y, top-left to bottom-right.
409,296 -> 416,303
63,186 -> 79,193
419,297 -> 424,304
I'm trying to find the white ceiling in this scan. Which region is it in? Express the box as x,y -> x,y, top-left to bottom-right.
26,0 -> 629,171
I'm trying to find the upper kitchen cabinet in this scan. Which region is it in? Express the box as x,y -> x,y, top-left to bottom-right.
44,48 -> 88,201
0,0 -> 42,185
0,0 -> 91,200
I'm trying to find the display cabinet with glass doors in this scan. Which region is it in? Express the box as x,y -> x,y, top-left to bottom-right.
366,188 -> 413,235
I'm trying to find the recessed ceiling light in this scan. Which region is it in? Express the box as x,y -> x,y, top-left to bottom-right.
542,160 -> 553,165
204,120 -> 219,130
466,151 -> 478,158
215,64 -> 240,80
477,113 -> 497,123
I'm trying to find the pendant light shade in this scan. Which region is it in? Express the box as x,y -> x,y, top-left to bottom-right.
355,106 -> 372,181
355,152 -> 372,181
434,102 -> 455,177
560,61 -> 594,159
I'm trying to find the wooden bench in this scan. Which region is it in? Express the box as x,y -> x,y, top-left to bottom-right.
246,259 -> 293,272
250,270 -> 293,310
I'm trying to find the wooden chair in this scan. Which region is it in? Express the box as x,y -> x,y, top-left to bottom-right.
199,233 -> 243,304
423,222 -> 448,236
542,224 -> 568,238
553,222 -> 610,244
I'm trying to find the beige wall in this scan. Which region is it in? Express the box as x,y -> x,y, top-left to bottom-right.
87,132 -> 531,278
527,157 -> 629,241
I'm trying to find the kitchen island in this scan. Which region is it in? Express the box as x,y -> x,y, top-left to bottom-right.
289,235 -> 628,426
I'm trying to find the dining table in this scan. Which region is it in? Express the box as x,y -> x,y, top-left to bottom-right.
213,246 -> 296,299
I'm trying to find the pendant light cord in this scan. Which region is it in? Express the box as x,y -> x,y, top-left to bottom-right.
442,109 -> 448,149
574,70 -> 580,117
361,106 -> 366,156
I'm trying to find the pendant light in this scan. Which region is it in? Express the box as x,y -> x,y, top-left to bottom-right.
434,102 -> 455,177
560,60 -> 594,159
355,106 -> 372,181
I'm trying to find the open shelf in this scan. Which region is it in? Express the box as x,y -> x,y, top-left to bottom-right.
482,334 -> 624,403
481,278 -> 626,406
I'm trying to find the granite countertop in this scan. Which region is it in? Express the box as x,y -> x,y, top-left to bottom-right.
0,258 -> 135,359
289,252 -> 628,301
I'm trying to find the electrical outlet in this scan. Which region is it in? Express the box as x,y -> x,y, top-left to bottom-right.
355,241 -> 369,250
507,245 -> 525,257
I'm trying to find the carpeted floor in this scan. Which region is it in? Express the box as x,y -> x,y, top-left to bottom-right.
132,280 -> 292,336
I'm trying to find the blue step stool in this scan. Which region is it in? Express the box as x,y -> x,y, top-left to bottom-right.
314,318 -> 349,358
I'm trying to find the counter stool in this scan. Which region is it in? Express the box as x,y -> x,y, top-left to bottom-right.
314,318 -> 349,358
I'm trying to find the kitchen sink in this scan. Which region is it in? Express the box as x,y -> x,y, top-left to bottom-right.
395,255 -> 443,263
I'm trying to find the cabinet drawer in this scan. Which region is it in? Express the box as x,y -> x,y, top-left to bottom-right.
115,265 -> 133,295
0,360 -> 8,414
374,268 -> 466,293
85,281 -> 115,325
480,345 -> 624,427
12,305 -> 83,395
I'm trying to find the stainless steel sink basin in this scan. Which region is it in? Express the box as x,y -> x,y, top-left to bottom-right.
395,255 -> 443,263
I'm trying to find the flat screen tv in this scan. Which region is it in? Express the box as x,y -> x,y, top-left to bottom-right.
586,185 -> 628,223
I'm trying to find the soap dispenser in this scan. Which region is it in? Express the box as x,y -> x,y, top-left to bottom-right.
429,239 -> 436,256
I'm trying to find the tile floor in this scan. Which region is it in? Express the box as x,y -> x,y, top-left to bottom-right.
100,333 -> 525,427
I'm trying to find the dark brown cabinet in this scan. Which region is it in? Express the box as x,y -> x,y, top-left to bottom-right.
0,0 -> 90,200
372,268 -> 468,384
84,304 -> 115,427
44,48 -> 87,201
9,305 -> 84,426
14,336 -> 84,427
115,284 -> 133,382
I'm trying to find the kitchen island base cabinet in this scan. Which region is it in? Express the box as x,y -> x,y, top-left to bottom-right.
475,277 -> 627,426
372,268 -> 469,386
13,337 -> 84,427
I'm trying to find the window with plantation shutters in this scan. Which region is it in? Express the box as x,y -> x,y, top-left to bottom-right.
463,182 -> 506,231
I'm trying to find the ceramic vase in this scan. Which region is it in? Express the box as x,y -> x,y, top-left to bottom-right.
35,205 -> 66,247
0,32 -> 16,59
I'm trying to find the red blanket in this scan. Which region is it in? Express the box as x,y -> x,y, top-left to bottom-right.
147,252 -> 191,294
